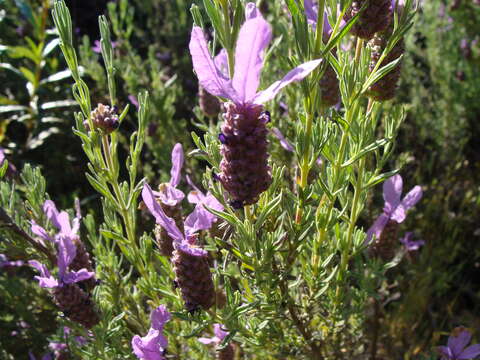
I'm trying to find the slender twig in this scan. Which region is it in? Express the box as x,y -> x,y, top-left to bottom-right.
0,207 -> 55,264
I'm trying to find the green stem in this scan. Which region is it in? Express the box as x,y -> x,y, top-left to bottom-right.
313,0 -> 326,56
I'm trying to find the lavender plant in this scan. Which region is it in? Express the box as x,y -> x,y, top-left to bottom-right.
5,0 -> 464,359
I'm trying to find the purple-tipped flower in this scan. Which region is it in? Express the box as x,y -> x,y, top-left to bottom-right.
199,324 -> 235,360
143,183 -> 216,310
366,174 -> 422,244
190,3 -> 321,206
399,232 -> 425,252
437,327 -> 480,360
132,305 -> 171,360
29,201 -> 98,328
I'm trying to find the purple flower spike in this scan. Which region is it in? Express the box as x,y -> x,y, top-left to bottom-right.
399,232 -> 425,252
132,305 -> 171,360
366,174 -> 422,244
438,327 -> 480,360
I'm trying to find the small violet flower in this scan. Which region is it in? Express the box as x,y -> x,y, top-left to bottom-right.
189,4 -> 322,106
152,143 -> 185,207
366,174 -> 422,244
92,39 -> 117,54
198,323 -> 229,346
399,232 -> 425,252
438,327 -> 480,360
132,305 -> 171,360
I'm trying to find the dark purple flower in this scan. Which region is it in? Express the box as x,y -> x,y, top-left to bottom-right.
131,305 -> 171,360
438,327 -> 480,360
399,232 -> 425,251
28,352 -> 52,360
366,174 -> 422,244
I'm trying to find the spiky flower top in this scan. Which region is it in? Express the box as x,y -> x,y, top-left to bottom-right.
189,2 -> 322,207
143,183 -> 223,311
344,0 -> 393,40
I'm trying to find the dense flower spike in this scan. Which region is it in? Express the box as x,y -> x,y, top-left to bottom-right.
437,327 -> 480,360
189,2 -> 322,206
199,324 -> 235,360
367,2 -> 405,101
366,174 -> 422,253
143,183 -> 216,311
132,305 -> 171,360
344,0 -> 393,40
29,200 -> 99,328
152,144 -> 185,257
84,103 -> 119,134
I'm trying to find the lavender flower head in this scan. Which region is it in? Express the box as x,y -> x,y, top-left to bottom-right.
132,305 -> 171,360
399,232 -> 425,252
437,327 -> 480,360
190,2 -> 322,206
143,183 -> 216,310
366,174 -> 422,244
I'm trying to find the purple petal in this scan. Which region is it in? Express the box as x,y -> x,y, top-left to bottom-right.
437,346 -> 453,358
202,193 -> 224,212
128,95 -> 139,109
365,213 -> 389,244
304,0 -> 318,23
142,183 -> 184,243
56,235 -> 77,280
382,175 -> 403,214
31,221 -> 54,244
62,269 -> 95,284
29,260 -> 58,288
186,175 -> 203,194
213,324 -> 229,341
184,206 -> 215,236
189,27 -> 239,101
131,329 -> 165,360
198,337 -> 218,345
232,17 -> 272,103
272,127 -> 294,152
43,200 -> 62,230
213,49 -> 228,77
169,143 -> 184,187
391,185 -> 422,223
156,184 -> 185,207
245,2 -> 261,20
449,331 -> 472,357
151,305 -> 171,331
253,59 -> 322,104
459,344 -> 480,359
187,190 -> 205,204
177,240 -> 208,257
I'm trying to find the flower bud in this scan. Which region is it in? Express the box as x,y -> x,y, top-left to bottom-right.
84,103 -> 119,134
216,344 -> 235,360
